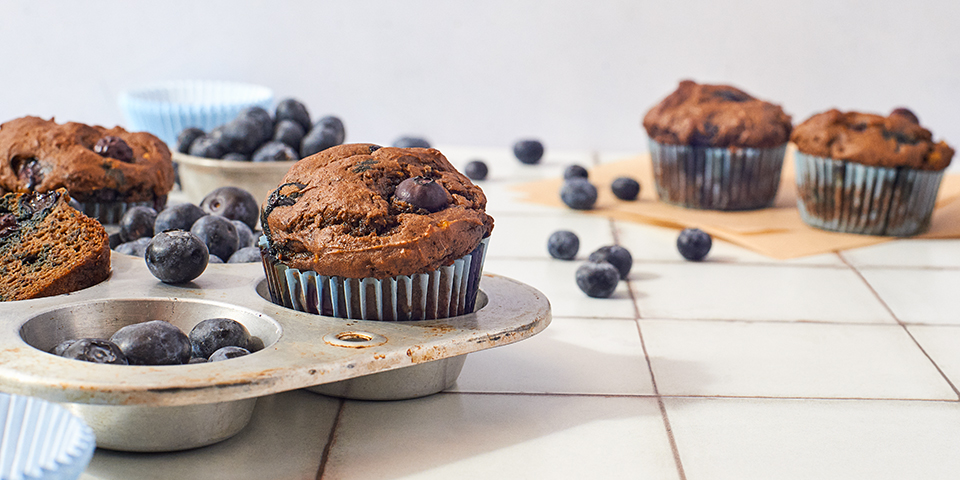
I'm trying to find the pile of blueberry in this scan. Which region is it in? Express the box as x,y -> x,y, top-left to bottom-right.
113,186 -> 263,283
52,317 -> 262,365
175,99 -> 345,162
548,227 -> 713,298
558,163 -> 641,210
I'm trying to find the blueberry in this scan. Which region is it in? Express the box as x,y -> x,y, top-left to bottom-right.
560,178 -> 598,210
575,261 -> 620,298
238,106 -> 274,144
208,346 -> 251,362
252,141 -> 299,162
513,139 -> 544,164
145,230 -> 209,283
222,152 -> 250,162
208,255 -> 224,263
677,228 -> 712,261
114,237 -> 152,257
188,317 -> 252,359
119,206 -> 157,243
611,177 -> 641,201
275,98 -> 311,132
108,232 -> 123,249
547,230 -> 579,260
189,356 -> 208,364
314,116 -> 346,144
190,215 -> 240,262
300,124 -> 343,158
188,135 -> 225,159
154,202 -> 206,233
247,336 -> 265,352
228,246 -> 261,263
94,136 -> 134,163
51,339 -> 78,356
200,186 -> 259,229
61,338 -> 128,365
563,164 -> 589,179
273,119 -> 306,150
464,160 -> 488,181
392,136 -> 431,148
218,118 -> 262,155
588,245 -> 632,279
176,128 -> 206,154
394,176 -> 449,212
890,107 -> 920,124
110,320 -> 191,366
231,220 -> 255,248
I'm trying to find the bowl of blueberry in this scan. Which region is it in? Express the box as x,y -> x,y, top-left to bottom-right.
173,98 -> 346,205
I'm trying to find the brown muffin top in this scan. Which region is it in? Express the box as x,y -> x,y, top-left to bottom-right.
261,144 -> 494,279
790,108 -> 954,171
0,116 -> 175,202
643,80 -> 793,148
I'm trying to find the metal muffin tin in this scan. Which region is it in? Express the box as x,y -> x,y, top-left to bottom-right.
0,252 -> 551,452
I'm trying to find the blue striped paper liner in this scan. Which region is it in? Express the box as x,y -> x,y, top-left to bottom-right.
0,394 -> 95,480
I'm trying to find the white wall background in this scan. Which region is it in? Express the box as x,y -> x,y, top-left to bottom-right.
1,0 -> 958,160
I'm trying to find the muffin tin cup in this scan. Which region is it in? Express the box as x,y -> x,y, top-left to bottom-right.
260,237 -> 490,321
794,152 -> 944,236
648,140 -> 787,210
0,393 -> 96,480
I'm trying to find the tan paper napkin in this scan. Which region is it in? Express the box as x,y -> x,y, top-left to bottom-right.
511,151 -> 960,259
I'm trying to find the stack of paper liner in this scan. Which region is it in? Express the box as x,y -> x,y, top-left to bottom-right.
512,148 -> 960,259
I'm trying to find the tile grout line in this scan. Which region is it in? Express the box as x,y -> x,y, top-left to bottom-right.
441,390 -> 960,403
315,398 -> 346,480
612,217 -> 688,480
840,255 -> 960,401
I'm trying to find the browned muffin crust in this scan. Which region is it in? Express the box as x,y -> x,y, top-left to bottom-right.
262,144 -> 494,279
0,116 -> 175,203
643,80 -> 793,148
791,108 -> 954,171
0,189 -> 110,301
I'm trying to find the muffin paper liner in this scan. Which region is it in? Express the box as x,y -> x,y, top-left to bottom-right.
648,140 -> 787,210
119,80 -> 273,146
0,393 -> 96,480
794,152 -> 943,236
260,237 -> 489,321
73,199 -> 163,225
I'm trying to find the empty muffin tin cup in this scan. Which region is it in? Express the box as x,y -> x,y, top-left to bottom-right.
18,297 -> 283,452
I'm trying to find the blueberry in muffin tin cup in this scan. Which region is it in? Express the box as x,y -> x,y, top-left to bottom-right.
793,152 -> 943,236
648,140 -> 787,210
259,236 -> 489,321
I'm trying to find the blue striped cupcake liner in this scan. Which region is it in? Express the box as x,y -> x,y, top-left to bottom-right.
73,199 -> 163,225
0,394 -> 95,480
794,152 -> 943,236
260,236 -> 489,321
648,140 -> 787,210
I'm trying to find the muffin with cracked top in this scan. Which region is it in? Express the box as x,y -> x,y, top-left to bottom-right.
791,108 -> 954,236
0,116 -> 175,223
259,143 -> 493,320
642,80 -> 792,210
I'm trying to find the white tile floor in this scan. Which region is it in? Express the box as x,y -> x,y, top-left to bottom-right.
82,147 -> 960,479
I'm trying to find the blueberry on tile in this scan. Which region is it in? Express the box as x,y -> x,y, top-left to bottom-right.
677,228 -> 712,261
611,177 -> 640,201
119,206 -> 157,243
176,128 -> 206,154
273,119 -> 306,150
547,230 -> 579,260
560,178 -> 597,210
563,164 -> 589,180
275,98 -> 312,132
513,139 -> 544,164
464,160 -> 488,181
61,338 -> 128,365
190,215 -> 240,263
392,136 -> 431,148
110,320 -> 191,366
575,261 -> 620,298
145,230 -> 209,283
252,141 -> 299,162
588,245 -> 632,279
154,202 -> 206,234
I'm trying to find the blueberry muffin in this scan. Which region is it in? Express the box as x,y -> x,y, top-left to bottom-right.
260,143 -> 493,320
0,189 -> 110,301
0,116 -> 175,223
791,108 -> 954,236
642,80 -> 793,210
